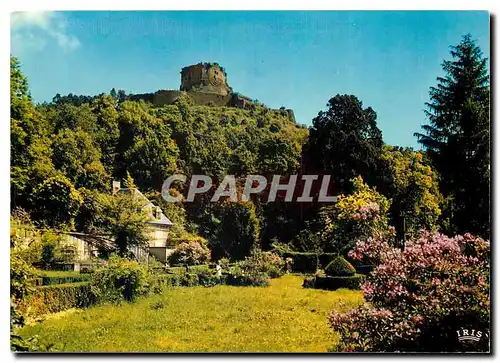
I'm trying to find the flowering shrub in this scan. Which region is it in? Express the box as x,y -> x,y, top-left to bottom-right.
239,250 -> 284,278
227,250 -> 284,286
168,234 -> 211,266
330,231 -> 490,352
227,264 -> 269,287
319,176 -> 394,254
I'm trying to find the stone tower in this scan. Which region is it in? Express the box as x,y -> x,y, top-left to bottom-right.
180,62 -> 231,96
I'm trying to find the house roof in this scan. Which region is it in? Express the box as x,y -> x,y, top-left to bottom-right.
117,188 -> 173,227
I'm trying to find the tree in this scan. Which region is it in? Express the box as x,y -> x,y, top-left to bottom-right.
75,188 -> 105,233
51,128 -> 109,190
99,191 -> 151,257
257,136 -> 301,175
304,94 -> 384,194
11,56 -> 55,209
415,34 -> 490,238
116,101 -> 178,191
380,146 -> 442,239
30,174 -> 83,229
91,94 -> 120,170
209,201 -> 260,261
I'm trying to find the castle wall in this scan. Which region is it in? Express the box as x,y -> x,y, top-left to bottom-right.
153,90 -> 183,105
180,63 -> 229,96
187,91 -> 230,106
181,64 -> 205,91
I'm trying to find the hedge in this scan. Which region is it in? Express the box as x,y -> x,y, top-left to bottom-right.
40,274 -> 91,286
318,253 -> 338,269
324,256 -> 356,277
312,274 -> 365,291
151,270 -> 225,289
21,282 -> 97,317
281,252 -> 371,275
282,252 -> 318,273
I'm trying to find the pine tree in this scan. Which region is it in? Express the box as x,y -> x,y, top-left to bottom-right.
415,34 -> 490,238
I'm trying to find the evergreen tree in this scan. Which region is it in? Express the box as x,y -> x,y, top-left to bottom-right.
415,34 -> 490,238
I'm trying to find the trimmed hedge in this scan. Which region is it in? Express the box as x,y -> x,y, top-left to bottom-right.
22,282 -> 97,317
324,256 -> 356,277
312,274 -> 365,291
318,253 -> 338,269
152,270 -> 225,289
40,274 -> 91,286
282,252 -> 318,273
281,252 -> 369,275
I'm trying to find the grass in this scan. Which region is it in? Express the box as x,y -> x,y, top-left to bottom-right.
20,274 -> 363,352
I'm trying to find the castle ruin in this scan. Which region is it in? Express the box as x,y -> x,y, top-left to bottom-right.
129,62 -> 295,122
180,62 -> 232,96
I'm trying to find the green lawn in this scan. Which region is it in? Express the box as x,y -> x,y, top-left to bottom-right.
20,275 -> 363,352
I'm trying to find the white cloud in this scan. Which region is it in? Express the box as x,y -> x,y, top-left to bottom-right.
11,11 -> 80,53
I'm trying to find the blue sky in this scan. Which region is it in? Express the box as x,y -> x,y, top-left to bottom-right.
11,11 -> 490,148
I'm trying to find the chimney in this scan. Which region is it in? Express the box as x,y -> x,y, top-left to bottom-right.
112,181 -> 121,195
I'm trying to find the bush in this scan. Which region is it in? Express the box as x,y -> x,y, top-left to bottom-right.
227,264 -> 269,287
324,256 -> 356,277
10,250 -> 38,302
282,252 -> 317,273
39,232 -> 76,268
227,269 -> 269,287
168,234 -> 211,266
314,275 -> 364,290
240,250 -> 284,278
90,255 -> 150,302
10,250 -> 52,351
20,282 -> 96,317
218,257 -> 231,272
152,266 -> 224,289
329,231 -> 490,352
